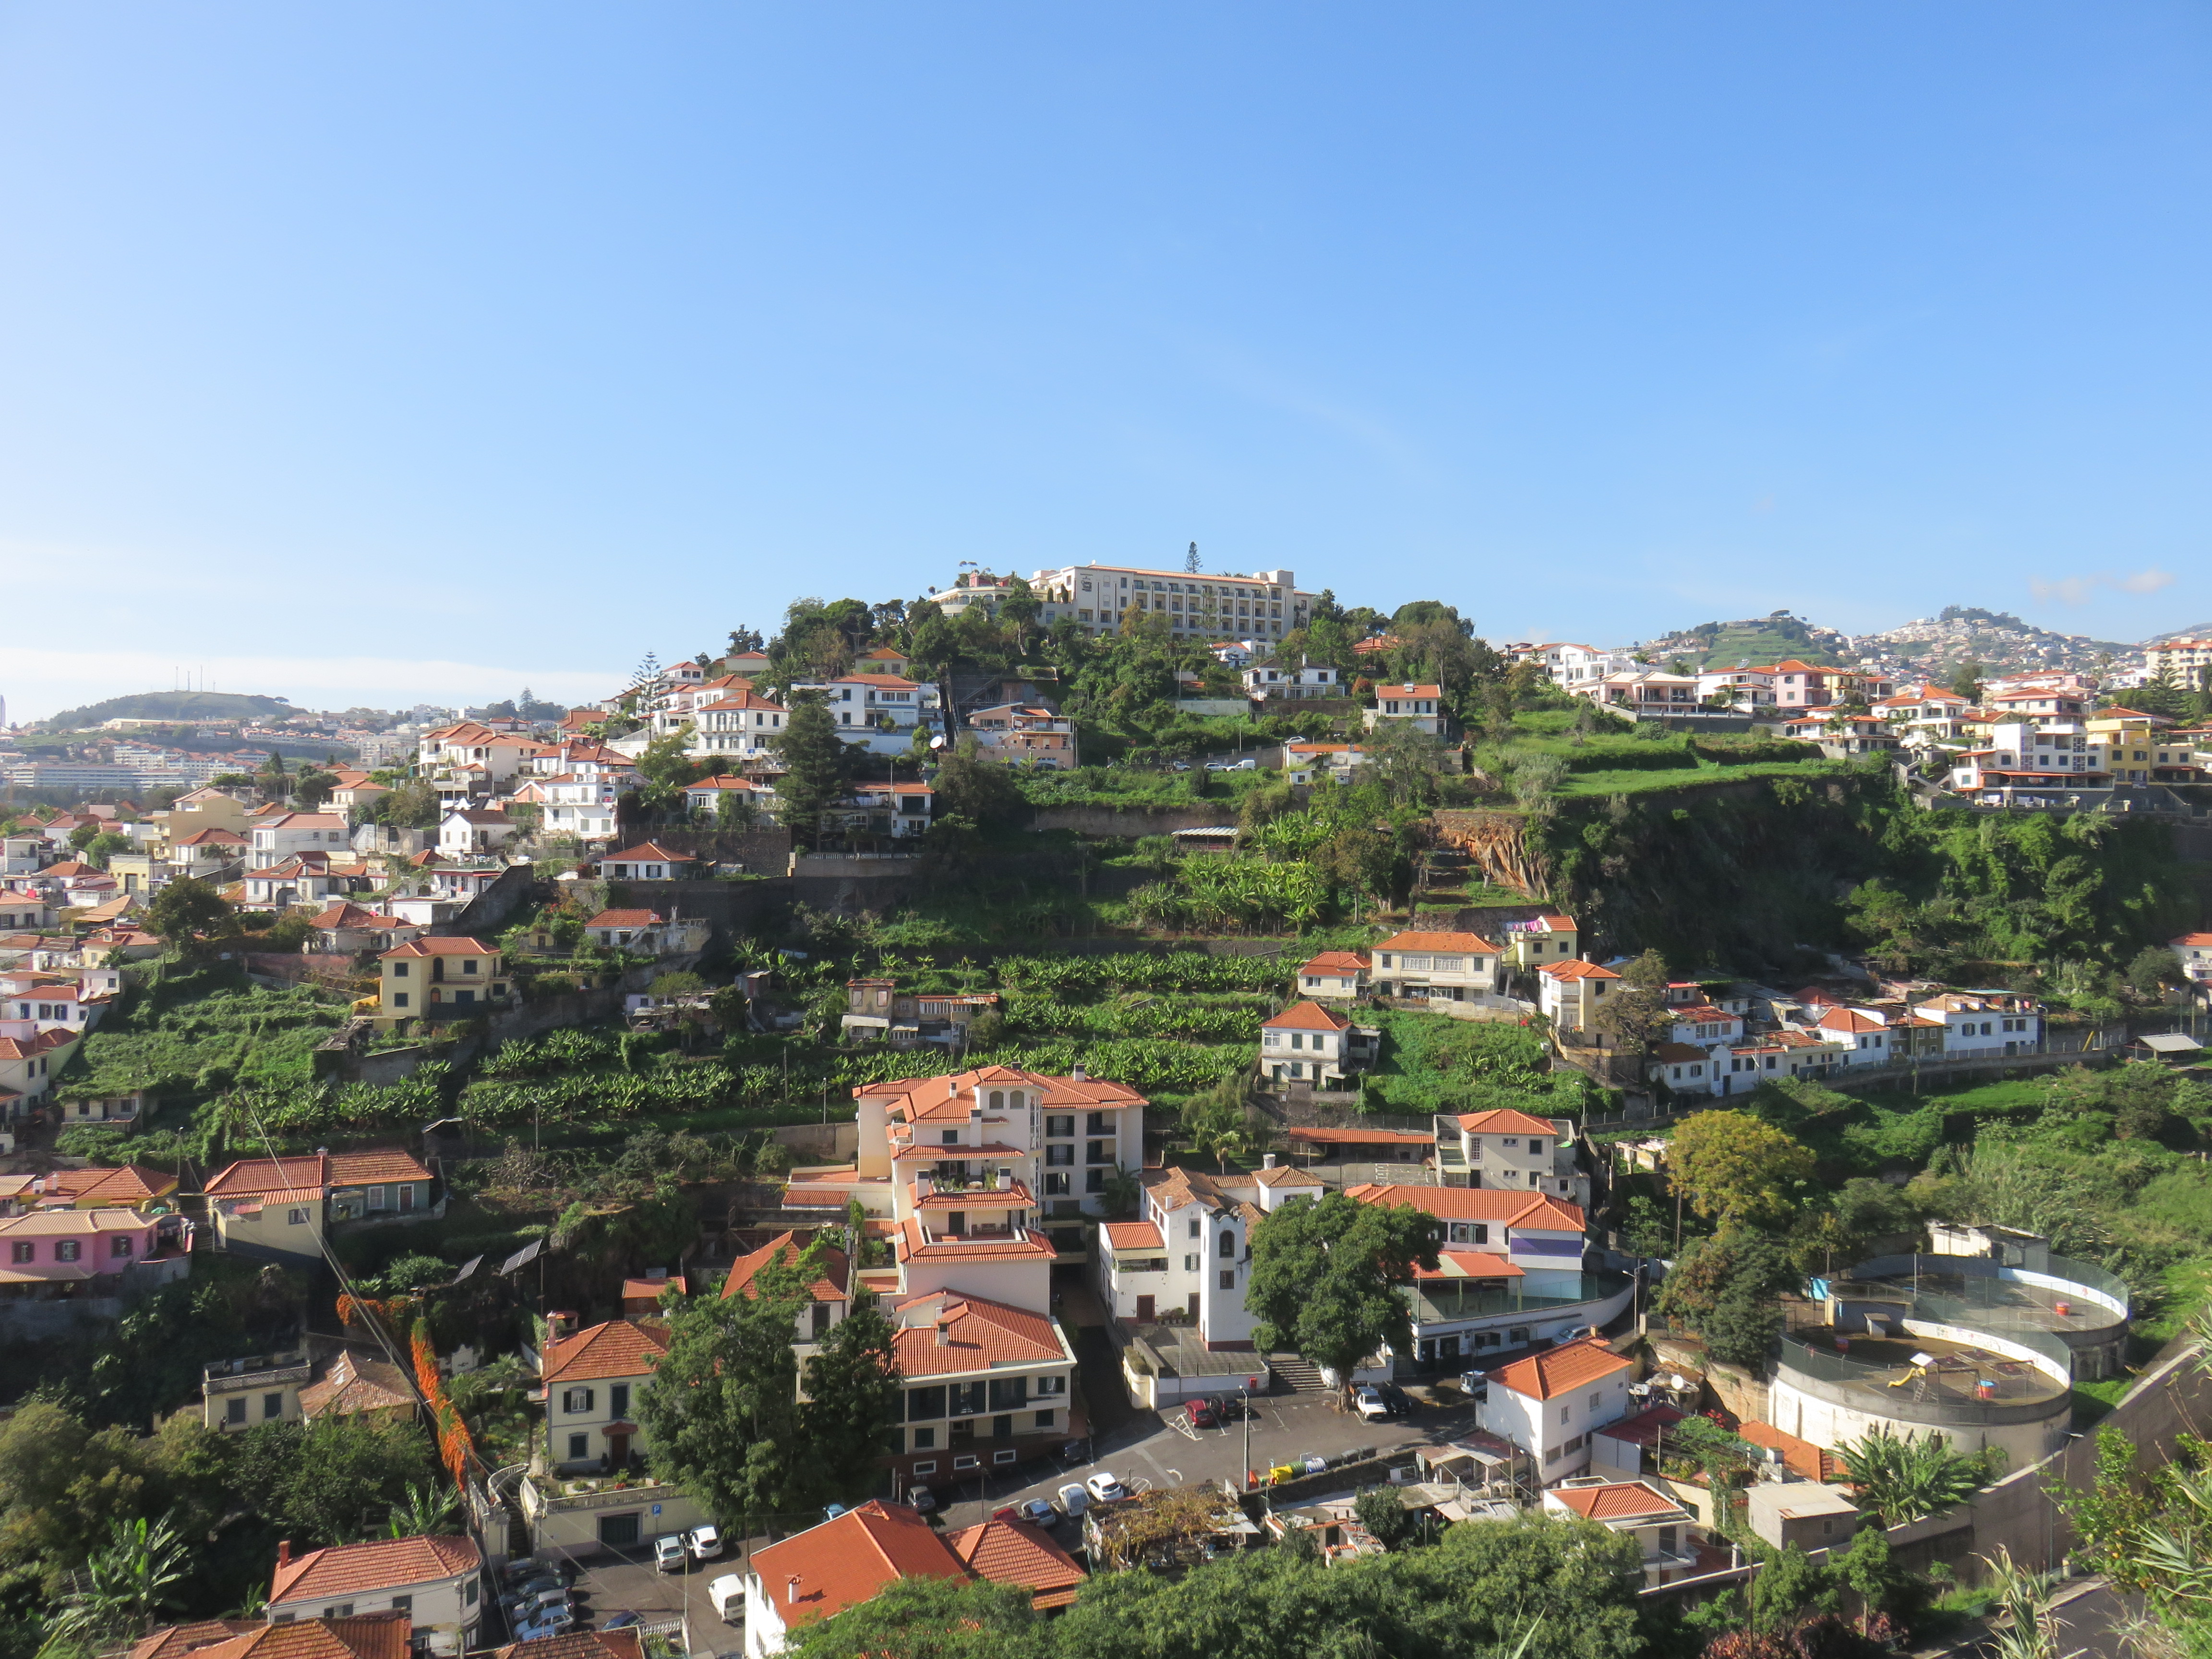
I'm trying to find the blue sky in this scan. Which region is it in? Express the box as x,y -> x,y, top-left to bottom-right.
2,3 -> 2209,719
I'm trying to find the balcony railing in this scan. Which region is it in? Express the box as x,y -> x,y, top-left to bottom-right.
1409,1271 -> 1628,1326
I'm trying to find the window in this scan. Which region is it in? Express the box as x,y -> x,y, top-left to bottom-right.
995,1448 -> 1019,1464
1046,1115 -> 1074,1138
941,1130 -> 960,1145
9,1241 -> 30,1264
392,962 -> 409,977
288,1208 -> 309,1225
322,1605 -> 356,1620
226,1396 -> 247,1425
950,1381 -> 986,1417
1184,1254 -> 1199,1272
1188,1216 -> 1202,1239
598,1512 -> 640,1548
1588,1391 -> 1603,1410
1086,1140 -> 1111,1164
1085,1169 -> 1106,1193
1043,1172 -> 1070,1195
567,1432 -> 589,1459
991,1415 -> 1014,1441
1219,1269 -> 1236,1290
55,1240 -> 80,1262
1219,1231 -> 1236,1257
264,1393 -> 284,1420
1046,1143 -> 1074,1166
1035,1409 -> 1056,1430
609,1383 -> 630,1418
987,1377 -> 1029,1411
1087,1112 -> 1112,1135
393,993 -> 409,1009
911,1426 -> 936,1450
563,1387 -> 594,1414
908,1386 -> 946,1419
1563,1434 -> 1585,1455
912,1460 -> 938,1476
368,1185 -> 387,1211
391,1596 -> 412,1614
1034,1374 -> 1065,1396
953,1455 -> 980,1471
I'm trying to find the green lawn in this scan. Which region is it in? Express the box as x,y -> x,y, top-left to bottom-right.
1553,757 -> 1849,798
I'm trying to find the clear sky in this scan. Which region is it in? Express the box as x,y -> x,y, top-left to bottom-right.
2,3 -> 2209,720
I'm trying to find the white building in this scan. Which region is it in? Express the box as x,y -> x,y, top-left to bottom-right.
1370,930 -> 1505,1003
788,675 -> 937,755
1472,1337 -> 1635,1481
1911,992 -> 2043,1055
685,690 -> 791,766
1241,663 -> 1342,700
247,813 -> 351,867
267,1535 -> 483,1648
1257,1000 -> 1372,1088
1363,683 -> 1448,736
436,808 -> 517,857
1281,742 -> 1365,786
1430,1109 -> 1585,1205
1543,1479 -> 1703,1585
537,1316 -> 671,1471
1018,564 -> 1312,643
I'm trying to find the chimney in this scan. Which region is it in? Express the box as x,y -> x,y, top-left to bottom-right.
547,1310 -> 578,1341
935,1318 -> 951,1347
1071,1064 -> 1087,1082
787,1575 -> 803,1607
1263,1154 -> 1277,1170
276,1540 -> 291,1570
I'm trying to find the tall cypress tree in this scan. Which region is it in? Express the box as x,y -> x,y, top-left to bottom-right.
771,694 -> 856,849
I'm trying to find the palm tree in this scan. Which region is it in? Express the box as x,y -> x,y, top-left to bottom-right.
1836,1426 -> 1994,1526
1099,1164 -> 1142,1217
45,1514 -> 190,1651
1979,1546 -> 2085,1659
387,1481 -> 460,1538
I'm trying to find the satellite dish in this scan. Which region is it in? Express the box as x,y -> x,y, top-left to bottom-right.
1667,1374 -> 1687,1392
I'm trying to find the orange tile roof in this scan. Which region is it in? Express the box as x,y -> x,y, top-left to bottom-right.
582,909 -> 663,929
891,1293 -> 1066,1377
893,1217 -> 1057,1265
270,1535 -> 481,1606
1101,1221 -> 1165,1249
1252,1164 -> 1323,1188
1340,1183 -> 1584,1231
1263,1000 -> 1351,1032
1451,1109 -> 1560,1136
597,841 -> 697,865
944,1516 -> 1087,1610
1284,1126 -> 1435,1145
1816,1008 -> 1886,1034
326,1150 -> 433,1185
622,1275 -> 686,1300
132,1617 -> 412,1659
2170,933 -> 2212,947
1737,1419 -> 1840,1482
300,1352 -> 416,1420
1482,1337 -> 1633,1402
748,1500 -> 968,1633
860,1065 -> 1146,1123
1375,930 -> 1501,953
722,1231 -> 850,1303
1548,1479 -> 1689,1523
1540,960 -> 1621,981
1415,1251 -> 1524,1281
495,1634 -> 644,1659
541,1318 -> 671,1384
379,937 -> 499,958
1298,951 -> 1370,976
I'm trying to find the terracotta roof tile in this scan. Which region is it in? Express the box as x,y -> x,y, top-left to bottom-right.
747,1501 -> 967,1633
1539,960 -> 1621,981
1340,1182 -> 1584,1230
1481,1337 -> 1633,1402
300,1352 -> 416,1419
270,1535 -> 481,1607
1549,1479 -> 1689,1523
944,1517 -> 1087,1610
1452,1109 -> 1560,1136
494,1633 -> 645,1659
1375,930 -> 1501,953
1286,1126 -> 1435,1145
721,1232 -> 850,1303
1262,1000 -> 1351,1032
1298,951 -> 1370,976
541,1319 -> 670,1385
891,1293 -> 1067,1377
1101,1221 -> 1165,1249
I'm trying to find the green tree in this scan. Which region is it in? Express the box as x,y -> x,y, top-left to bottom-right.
773,695 -> 859,850
2127,945 -> 2183,1000
226,1417 -> 439,1547
1835,1427 -> 1995,1526
998,576 -> 1041,655
144,877 -> 234,957
786,1574 -> 1036,1659
1948,660 -> 1986,704
636,728 -> 710,810
77,830 -> 130,868
929,739 -> 1024,830
795,1302 -> 903,1507
1246,1193 -> 1440,1399
1353,1485 -> 1419,1551
638,1256 -> 814,1523
291,768 -> 339,810
1667,1111 -> 1816,1230
43,1513 -> 190,1653
1595,949 -> 1674,1066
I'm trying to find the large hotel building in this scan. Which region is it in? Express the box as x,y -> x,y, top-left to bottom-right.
937,563 -> 1314,642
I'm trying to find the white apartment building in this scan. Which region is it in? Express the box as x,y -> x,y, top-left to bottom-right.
1257,999 -> 1372,1087
247,813 -> 352,867
685,690 -> 790,765
1363,683 -> 1448,736
788,676 -> 938,755
1281,742 -> 1365,786
1431,1109 -> 1586,1205
2172,932 -> 2212,987
2144,636 -> 2212,685
1020,564 -> 1313,642
1096,1162 -> 1320,1350
1912,992 -> 2043,1056
1537,645 -> 1641,690
267,1535 -> 483,1647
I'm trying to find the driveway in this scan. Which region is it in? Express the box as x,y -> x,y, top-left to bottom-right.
528,1539 -> 736,1648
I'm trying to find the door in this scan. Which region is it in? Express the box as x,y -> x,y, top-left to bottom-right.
1136,1295 -> 1154,1322
1187,1293 -> 1200,1320
606,1430 -> 630,1467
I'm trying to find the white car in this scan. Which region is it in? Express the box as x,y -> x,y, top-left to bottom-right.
1353,1387 -> 1390,1423
685,1525 -> 722,1562
1085,1472 -> 1128,1503
511,1609 -> 575,1640
652,1533 -> 687,1573
1056,1482 -> 1089,1518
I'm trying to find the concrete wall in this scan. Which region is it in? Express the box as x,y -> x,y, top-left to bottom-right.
769,1122 -> 859,1162
602,877 -> 794,942
433,862 -> 539,936
1765,1373 -> 2069,1472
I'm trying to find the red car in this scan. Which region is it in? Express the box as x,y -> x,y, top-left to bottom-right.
1184,1398 -> 1219,1429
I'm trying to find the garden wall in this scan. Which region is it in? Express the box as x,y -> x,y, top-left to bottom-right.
611,877 -> 795,941
433,862 -> 539,936
1029,805 -> 1242,837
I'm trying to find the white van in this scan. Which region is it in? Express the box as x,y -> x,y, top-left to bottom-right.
709,1573 -> 748,1623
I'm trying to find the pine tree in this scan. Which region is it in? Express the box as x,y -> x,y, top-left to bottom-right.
772,696 -> 858,849
1185,540 -> 1201,573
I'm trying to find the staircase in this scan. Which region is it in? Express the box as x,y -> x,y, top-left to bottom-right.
1266,1353 -> 1330,1395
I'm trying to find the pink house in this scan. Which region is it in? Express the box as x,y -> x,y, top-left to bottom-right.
0,1208 -> 187,1300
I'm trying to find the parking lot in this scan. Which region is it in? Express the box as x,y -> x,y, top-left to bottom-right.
515,1382 -> 1475,1646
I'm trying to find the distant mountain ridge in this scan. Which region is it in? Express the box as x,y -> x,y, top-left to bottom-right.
43,690 -> 293,730
1636,606 -> 2148,678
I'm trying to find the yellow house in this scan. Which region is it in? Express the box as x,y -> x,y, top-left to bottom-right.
157,788 -> 251,846
375,937 -> 509,1030
1501,913 -> 1581,969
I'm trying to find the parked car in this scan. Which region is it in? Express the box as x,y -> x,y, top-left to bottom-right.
1017,1499 -> 1058,1527
1230,757 -> 1256,770
653,1534 -> 687,1573
1353,1387 -> 1390,1423
511,1609 -> 575,1641
685,1525 -> 723,1562
707,1575 -> 748,1622
1204,761 -> 1231,771
1376,1383 -> 1416,1418
1085,1472 -> 1128,1503
990,1504 -> 1019,1523
1204,1393 -> 1249,1421
1183,1398 -> 1219,1430
905,1485 -> 938,1514
1170,761 -> 1192,771
602,1612 -> 644,1630
1457,1370 -> 1491,1401
1056,1482 -> 1089,1518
